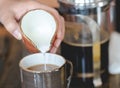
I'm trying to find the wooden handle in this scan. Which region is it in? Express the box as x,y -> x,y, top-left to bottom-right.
36,0 -> 59,8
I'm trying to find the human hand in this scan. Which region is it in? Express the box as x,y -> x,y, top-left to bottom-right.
0,0 -> 65,53
50,16 -> 65,53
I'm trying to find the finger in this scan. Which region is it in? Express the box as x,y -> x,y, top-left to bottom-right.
58,16 -> 65,40
50,16 -> 65,53
55,16 -> 65,47
0,14 -> 22,40
50,46 -> 57,53
50,38 -> 62,53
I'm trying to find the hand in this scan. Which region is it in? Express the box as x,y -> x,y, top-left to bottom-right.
50,16 -> 65,53
0,0 -> 65,53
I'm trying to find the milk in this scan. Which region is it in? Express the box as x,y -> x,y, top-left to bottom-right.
21,9 -> 57,71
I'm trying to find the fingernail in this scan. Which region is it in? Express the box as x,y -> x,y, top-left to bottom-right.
13,30 -> 22,40
55,39 -> 61,47
50,47 -> 57,53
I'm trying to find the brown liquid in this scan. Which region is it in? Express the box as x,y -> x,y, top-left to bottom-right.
61,39 -> 109,87
27,64 -> 59,72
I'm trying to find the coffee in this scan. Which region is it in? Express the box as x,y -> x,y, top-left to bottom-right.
27,64 -> 59,72
61,38 -> 109,87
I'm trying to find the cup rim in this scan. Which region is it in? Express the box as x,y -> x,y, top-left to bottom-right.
19,53 -> 66,73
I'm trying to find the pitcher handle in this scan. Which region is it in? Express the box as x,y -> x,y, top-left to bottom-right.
66,60 -> 73,88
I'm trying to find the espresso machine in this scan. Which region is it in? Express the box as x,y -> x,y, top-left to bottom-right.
58,0 -> 112,87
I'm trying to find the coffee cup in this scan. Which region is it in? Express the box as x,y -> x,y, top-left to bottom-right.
19,53 -> 73,88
